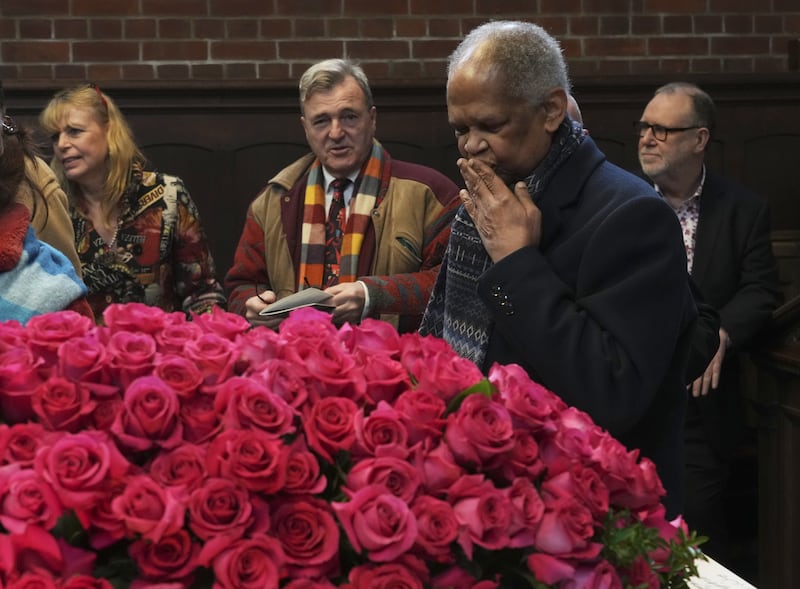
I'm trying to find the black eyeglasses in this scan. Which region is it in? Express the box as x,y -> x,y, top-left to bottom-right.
634,121 -> 700,142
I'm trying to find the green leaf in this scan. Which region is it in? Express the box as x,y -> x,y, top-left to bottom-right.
445,378 -> 496,415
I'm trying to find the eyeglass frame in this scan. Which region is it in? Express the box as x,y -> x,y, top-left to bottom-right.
634,121 -> 702,142
0,81 -> 19,138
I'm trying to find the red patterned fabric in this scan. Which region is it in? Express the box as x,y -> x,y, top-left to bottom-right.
323,178 -> 349,286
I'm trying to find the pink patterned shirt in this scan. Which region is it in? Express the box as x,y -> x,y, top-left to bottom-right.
656,167 -> 706,274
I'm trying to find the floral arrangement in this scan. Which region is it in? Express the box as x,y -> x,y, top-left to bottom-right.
0,303 -> 703,589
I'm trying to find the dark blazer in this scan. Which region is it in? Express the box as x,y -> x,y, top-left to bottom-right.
688,171 -> 782,456
478,137 -> 698,517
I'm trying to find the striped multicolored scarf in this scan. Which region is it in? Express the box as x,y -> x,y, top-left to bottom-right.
419,118 -> 585,369
297,140 -> 386,290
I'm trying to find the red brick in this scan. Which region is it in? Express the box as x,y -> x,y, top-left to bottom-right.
121,64 -> 155,79
632,15 -> 661,35
774,0 -> 800,9
362,19 -> 395,39
476,0 -> 544,13
19,19 -> 53,39
409,0 -> 473,15
542,0 -> 581,12
421,59 -> 447,79
396,18 -> 427,37
429,18 -> 462,37
596,59 -> 631,75
90,19 -> 124,39
73,41 -> 139,62
691,57 -> 723,73
630,58 -> 663,75
2,41 -> 70,62
56,19 -> 90,38
660,58 -> 691,74
645,0 -> 705,12
664,16 -> 692,34
225,63 -> 257,78
19,64 -> 55,79
694,15 -> 724,34
753,56 -> 788,73
389,60 -> 423,78
125,19 -> 157,38
274,0 -> 340,16
278,40 -> 343,60
650,36 -> 709,56
140,0 -> 209,16
534,17 -> 569,36
327,18 -> 360,37
192,63 -> 225,79
73,0 -> 138,16
721,57 -> 754,73
211,41 -> 277,60
785,15 -> 800,33
2,0 -> 68,16
54,64 -> 89,80
584,37 -> 646,57
709,0 -> 760,12
258,62 -> 291,80
156,64 -> 191,79
143,41 -> 208,60
559,38 -> 582,59
0,19 -> 16,39
411,39 -> 460,60
711,36 -> 770,55
600,16 -> 630,36
195,19 -> 226,38
348,40 -> 409,59
570,16 -> 599,36
0,66 -> 18,80
226,19 -> 260,38
568,60 -> 599,76
158,19 -> 193,39
754,15 -> 783,34
583,0 -> 632,13
344,0 -> 408,14
725,15 -> 753,34
87,64 -> 123,80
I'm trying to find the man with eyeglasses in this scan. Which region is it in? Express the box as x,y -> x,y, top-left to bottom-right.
225,58 -> 460,332
637,81 -> 782,568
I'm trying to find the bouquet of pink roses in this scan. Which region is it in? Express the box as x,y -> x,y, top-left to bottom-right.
0,303 -> 703,588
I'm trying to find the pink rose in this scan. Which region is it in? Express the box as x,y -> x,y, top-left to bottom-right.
149,444 -> 209,497
361,353 -> 412,405
0,320 -> 26,353
183,333 -> 237,387
281,335 -> 366,403
506,476 -> 545,548
494,429 -> 545,484
412,439 -> 465,495
345,455 -> 421,503
102,302 -> 169,334
205,429 -> 287,494
527,553 -> 576,585
215,376 -> 297,438
34,430 -> 130,517
394,388 -> 447,445
431,566 -> 483,589
491,363 -> 566,432
270,497 -> 340,578
84,482 -> 128,550
332,484 -> 417,562
0,465 -> 63,533
534,495 -> 602,560
444,394 -> 514,468
0,423 -> 50,467
625,554 -> 660,589
154,320 -> 204,355
31,376 -> 96,432
345,561 -> 426,589
302,396 -> 358,463
5,570 -> 59,589
57,334 -> 117,397
250,358 -> 311,409
111,474 -> 186,543
542,465 -> 610,521
447,474 -> 511,558
129,529 -> 200,586
411,495 -> 459,563
111,376 -> 183,453
191,305 -> 251,338
401,335 -> 483,402
179,392 -> 222,445
570,560 -> 623,589
232,326 -> 281,371
1,525 -> 64,580
353,401 -> 408,458
283,437 -> 327,495
107,331 -> 157,387
188,478 -> 267,544
340,317 -> 403,359
539,408 -> 604,474
89,397 -> 123,431
61,575 -> 115,589
278,307 -> 338,343
283,579 -> 337,589
0,347 -> 45,423
153,355 -> 204,398
25,310 -> 93,363
593,435 -> 664,511
212,535 -> 286,589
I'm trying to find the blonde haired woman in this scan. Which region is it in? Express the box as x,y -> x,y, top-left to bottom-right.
40,84 -> 225,319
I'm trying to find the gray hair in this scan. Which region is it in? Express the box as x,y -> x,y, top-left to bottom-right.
298,58 -> 374,114
448,20 -> 570,105
654,82 -> 717,137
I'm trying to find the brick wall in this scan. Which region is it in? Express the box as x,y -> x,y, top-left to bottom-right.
1,0 -> 798,86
